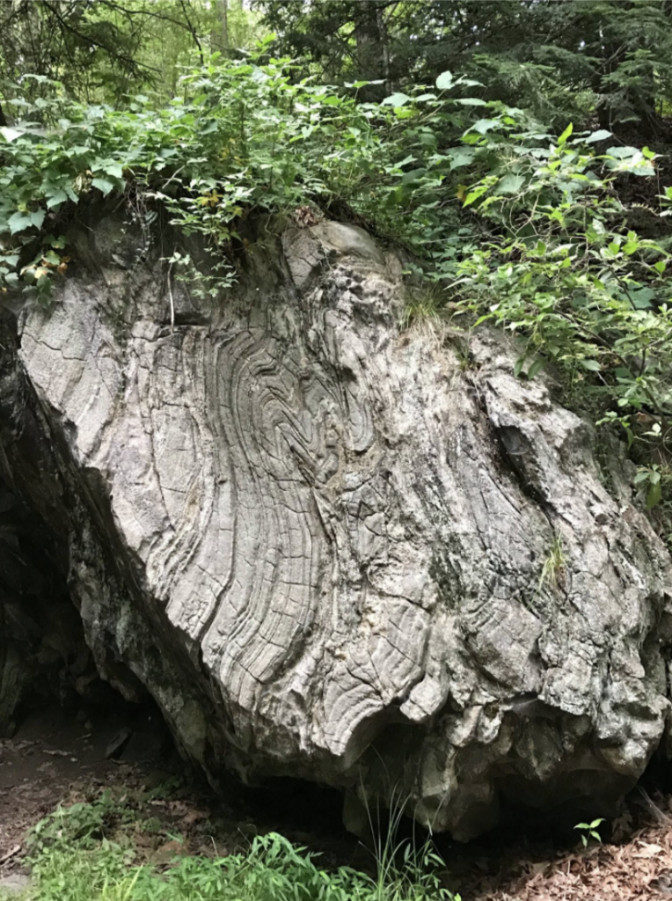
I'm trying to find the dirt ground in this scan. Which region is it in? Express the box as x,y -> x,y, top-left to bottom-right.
3,705 -> 672,900
0,702 -> 176,877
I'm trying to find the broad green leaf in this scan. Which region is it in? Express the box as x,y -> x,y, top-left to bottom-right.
0,126 -> 23,142
7,211 -> 35,234
447,148 -> 475,170
580,359 -> 601,371
46,190 -> 69,209
585,129 -> 612,144
455,98 -> 487,106
382,92 -> 411,107
631,163 -> 655,177
629,287 -> 655,309
470,118 -> 500,135
101,162 -> 124,179
435,71 -> 454,90
91,177 -> 115,195
606,145 -> 638,159
497,174 -> 525,195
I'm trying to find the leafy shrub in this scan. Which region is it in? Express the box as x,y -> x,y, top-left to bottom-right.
1,53 -> 670,513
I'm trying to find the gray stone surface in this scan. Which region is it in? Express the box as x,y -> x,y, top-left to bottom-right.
3,216 -> 672,838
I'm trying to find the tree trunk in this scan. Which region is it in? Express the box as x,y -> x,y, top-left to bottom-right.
211,0 -> 228,57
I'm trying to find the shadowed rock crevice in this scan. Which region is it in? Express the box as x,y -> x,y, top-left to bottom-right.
1,214 -> 671,840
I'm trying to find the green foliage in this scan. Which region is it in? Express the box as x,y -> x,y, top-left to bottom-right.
0,1 -> 266,109
449,111 -> 672,498
1,40 -> 671,514
257,0 -> 672,140
574,817 -> 605,848
539,534 -> 566,592
0,56 -> 477,300
361,786 -> 459,901
26,793 -> 129,856
12,795 -> 460,901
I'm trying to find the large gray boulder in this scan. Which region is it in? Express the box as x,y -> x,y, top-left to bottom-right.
2,213 -> 671,838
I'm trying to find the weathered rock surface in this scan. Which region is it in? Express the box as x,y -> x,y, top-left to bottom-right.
2,213 -> 672,838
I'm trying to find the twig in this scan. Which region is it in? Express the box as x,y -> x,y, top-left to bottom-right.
0,844 -> 21,866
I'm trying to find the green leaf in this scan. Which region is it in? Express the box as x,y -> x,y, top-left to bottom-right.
455,98 -> 487,106
557,123 -> 573,145
585,129 -> 612,144
7,211 -> 35,234
497,174 -> 525,195
435,71 -> 454,90
580,359 -> 601,372
447,148 -> 475,170
527,358 -> 545,379
392,155 -> 416,169
606,146 -> 637,159
463,183 -> 490,207
101,161 -> 124,180
0,126 -> 23,142
647,481 -> 662,508
91,177 -> 115,196
382,92 -> 412,107
470,118 -> 500,135
629,287 -> 655,309
46,190 -> 69,209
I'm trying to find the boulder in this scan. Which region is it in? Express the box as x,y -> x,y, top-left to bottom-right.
1,213 -> 671,838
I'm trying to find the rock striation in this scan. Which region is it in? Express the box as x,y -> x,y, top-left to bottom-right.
1,212 -> 671,838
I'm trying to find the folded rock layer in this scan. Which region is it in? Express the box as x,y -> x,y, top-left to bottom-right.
2,214 -> 671,838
